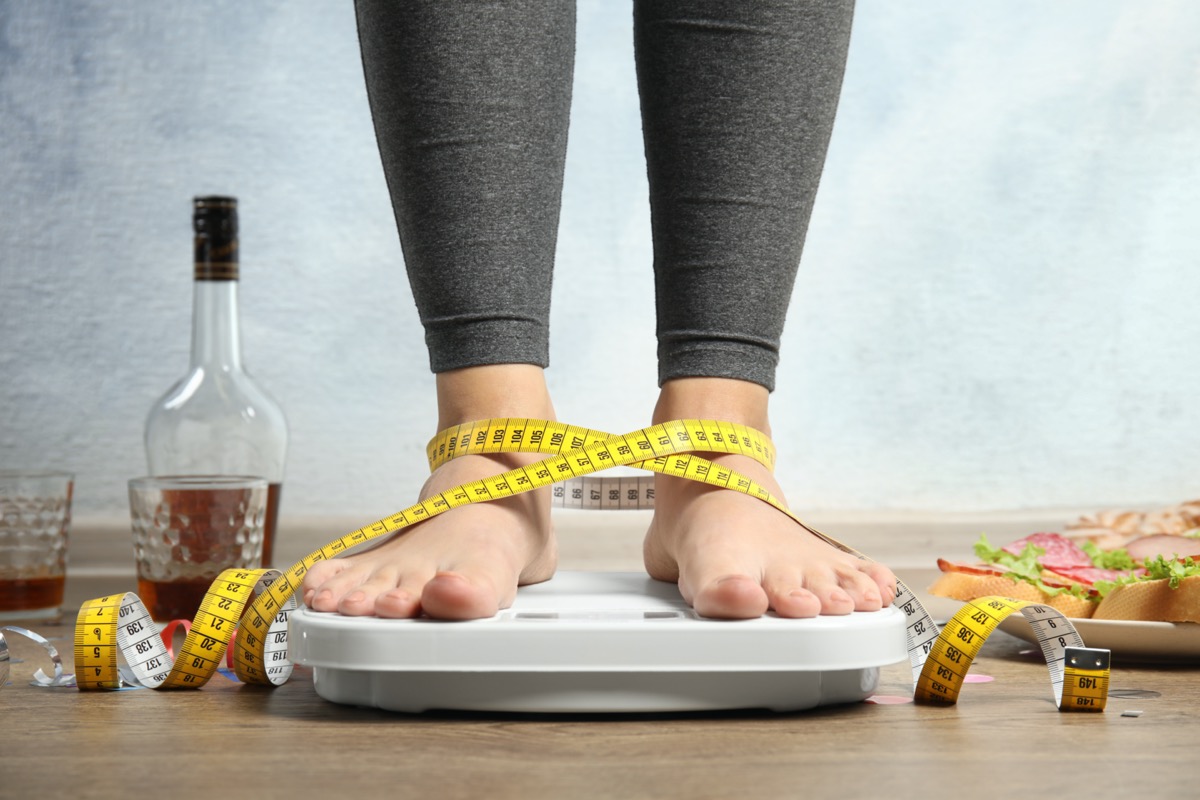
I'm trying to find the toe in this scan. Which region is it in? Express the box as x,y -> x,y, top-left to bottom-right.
374,587 -> 421,618
763,570 -> 821,618
803,570 -> 856,616
309,588 -> 340,613
420,571 -> 506,620
374,570 -> 430,618
863,561 -> 897,606
838,565 -> 883,612
336,573 -> 399,616
306,566 -> 366,613
773,587 -> 823,618
335,590 -> 371,616
300,558 -> 345,597
691,574 -> 770,619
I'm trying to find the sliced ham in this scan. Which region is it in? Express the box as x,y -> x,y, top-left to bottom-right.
1123,534 -> 1200,563
1002,532 -> 1092,570
1044,566 -> 1130,587
1061,526 -> 1134,551
936,558 -> 1009,577
1035,571 -> 1085,590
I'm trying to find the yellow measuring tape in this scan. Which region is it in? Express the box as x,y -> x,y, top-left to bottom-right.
59,418 -> 1108,710
915,596 -> 1108,709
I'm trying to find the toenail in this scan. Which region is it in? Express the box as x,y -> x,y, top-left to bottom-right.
345,591 -> 366,604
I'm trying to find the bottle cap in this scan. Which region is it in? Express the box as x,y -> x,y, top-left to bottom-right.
194,196 -> 239,281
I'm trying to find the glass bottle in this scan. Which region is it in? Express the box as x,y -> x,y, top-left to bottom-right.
145,196 -> 288,566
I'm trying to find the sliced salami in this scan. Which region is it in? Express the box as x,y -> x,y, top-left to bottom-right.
1002,532 -> 1092,569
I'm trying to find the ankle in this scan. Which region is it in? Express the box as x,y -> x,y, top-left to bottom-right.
435,364 -> 556,430
652,377 -> 771,436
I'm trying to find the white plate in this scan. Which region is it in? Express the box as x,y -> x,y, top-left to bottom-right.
998,615 -> 1200,662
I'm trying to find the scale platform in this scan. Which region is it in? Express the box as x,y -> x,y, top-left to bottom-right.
289,571 -> 908,714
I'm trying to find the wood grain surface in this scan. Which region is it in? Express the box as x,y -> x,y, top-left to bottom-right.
2,591 -> 1193,800
10,489 -> 1188,800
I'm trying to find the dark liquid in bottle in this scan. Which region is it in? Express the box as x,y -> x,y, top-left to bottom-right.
263,482 -> 282,567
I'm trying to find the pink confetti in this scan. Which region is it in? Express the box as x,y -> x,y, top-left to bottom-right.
864,695 -> 913,705
964,674 -> 995,684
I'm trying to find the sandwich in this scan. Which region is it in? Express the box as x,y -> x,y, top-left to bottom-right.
929,511 -> 1200,622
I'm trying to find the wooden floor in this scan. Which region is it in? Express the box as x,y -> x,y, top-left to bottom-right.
4,513 -> 1195,799
3,600 -> 1195,800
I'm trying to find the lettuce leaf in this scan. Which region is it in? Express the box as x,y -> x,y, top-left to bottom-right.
1080,541 -> 1136,571
1086,555 -> 1200,597
973,533 -> 1070,597
971,534 -> 1200,601
1141,555 -> 1200,589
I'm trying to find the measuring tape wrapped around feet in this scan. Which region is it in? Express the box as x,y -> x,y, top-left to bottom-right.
60,419 -> 1108,711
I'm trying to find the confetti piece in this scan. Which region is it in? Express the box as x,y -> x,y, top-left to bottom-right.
963,674 -> 994,684
1121,710 -> 1143,717
864,695 -> 913,705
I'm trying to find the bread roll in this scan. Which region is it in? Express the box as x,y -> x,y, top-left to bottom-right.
928,571 -> 1097,619
1092,575 -> 1200,622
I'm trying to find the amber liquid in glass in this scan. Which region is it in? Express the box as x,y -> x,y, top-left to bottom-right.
0,575 -> 65,613
135,482 -> 272,621
137,577 -> 216,622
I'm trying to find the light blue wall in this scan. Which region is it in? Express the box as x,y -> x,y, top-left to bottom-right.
3,1 -> 1199,521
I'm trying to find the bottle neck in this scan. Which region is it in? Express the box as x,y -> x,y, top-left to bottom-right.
190,280 -> 243,370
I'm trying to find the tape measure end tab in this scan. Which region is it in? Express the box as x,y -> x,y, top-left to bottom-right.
1064,646 -> 1111,672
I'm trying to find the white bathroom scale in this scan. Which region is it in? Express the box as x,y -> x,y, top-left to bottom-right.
289,571 -> 908,714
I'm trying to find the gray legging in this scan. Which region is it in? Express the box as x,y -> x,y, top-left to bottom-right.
355,0 -> 854,391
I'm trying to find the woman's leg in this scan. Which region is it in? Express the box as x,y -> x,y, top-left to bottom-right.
302,0 -> 574,619
635,0 -> 896,617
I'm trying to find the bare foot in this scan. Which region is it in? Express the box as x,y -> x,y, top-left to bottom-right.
300,365 -> 557,620
643,378 -> 897,619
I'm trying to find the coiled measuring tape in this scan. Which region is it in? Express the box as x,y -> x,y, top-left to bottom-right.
50,419 -> 1109,710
